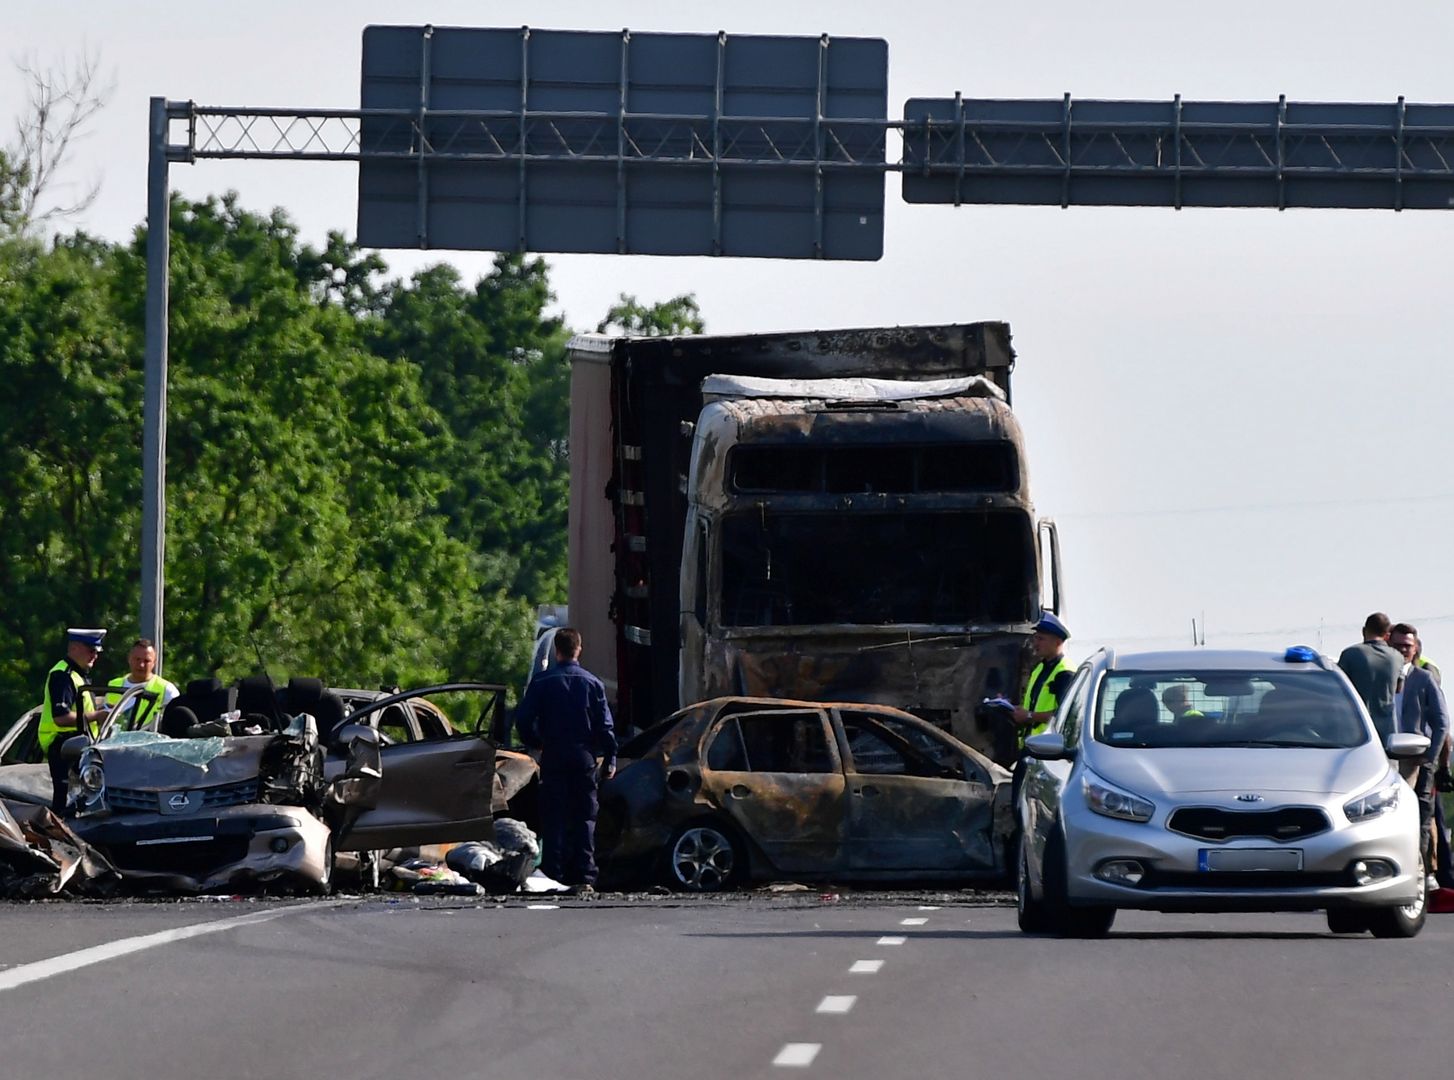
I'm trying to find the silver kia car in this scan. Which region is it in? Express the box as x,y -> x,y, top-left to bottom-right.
1017,646 -> 1430,938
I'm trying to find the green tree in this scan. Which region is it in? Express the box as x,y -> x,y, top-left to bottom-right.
595,292 -> 704,337
0,230 -> 136,707
0,192 -> 705,722
368,254 -> 572,605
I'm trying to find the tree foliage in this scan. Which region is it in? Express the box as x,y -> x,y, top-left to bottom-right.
595,293 -> 705,337
0,194 -> 702,719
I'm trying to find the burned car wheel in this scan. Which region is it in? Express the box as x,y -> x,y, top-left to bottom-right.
665,821 -> 743,892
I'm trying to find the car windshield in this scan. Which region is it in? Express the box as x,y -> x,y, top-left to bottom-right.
1093,670 -> 1369,749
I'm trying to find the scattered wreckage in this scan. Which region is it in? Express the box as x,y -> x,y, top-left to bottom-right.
0,678 -> 539,897
597,696 -> 1016,892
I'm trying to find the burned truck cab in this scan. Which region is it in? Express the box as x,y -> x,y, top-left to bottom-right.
679,376 -> 1047,758
567,323 -> 1061,763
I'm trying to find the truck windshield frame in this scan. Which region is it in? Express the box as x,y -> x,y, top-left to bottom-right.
718,508 -> 1034,628
730,442 -> 1020,495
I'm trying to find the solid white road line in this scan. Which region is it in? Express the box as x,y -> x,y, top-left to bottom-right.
0,899 -> 352,993
850,959 -> 884,974
918,905 -> 941,911
774,1043 -> 822,1067
816,995 -> 857,1014
876,935 -> 907,946
526,904 -> 560,910
900,917 -> 928,926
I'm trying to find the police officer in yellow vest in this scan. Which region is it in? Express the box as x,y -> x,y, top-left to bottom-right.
106,637 -> 179,731
40,627 -> 112,812
1013,612 -> 1073,746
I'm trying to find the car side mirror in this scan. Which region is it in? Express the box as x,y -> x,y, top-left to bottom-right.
58,734 -> 90,763
1385,732 -> 1431,760
1023,732 -> 1071,761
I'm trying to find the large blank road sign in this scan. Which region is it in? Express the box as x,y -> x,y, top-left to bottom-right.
359,26 -> 888,259
903,96 -> 1454,210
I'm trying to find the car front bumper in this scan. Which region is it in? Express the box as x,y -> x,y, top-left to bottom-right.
72,805 -> 332,893
1060,799 -> 1423,912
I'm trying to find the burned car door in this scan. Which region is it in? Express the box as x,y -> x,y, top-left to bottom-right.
325,685 -> 501,851
699,707 -> 846,874
835,709 -> 1000,873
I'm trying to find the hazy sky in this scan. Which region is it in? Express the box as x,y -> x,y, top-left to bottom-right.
8,1 -> 1454,667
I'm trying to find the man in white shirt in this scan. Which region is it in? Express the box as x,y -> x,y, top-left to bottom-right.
106,638 -> 179,731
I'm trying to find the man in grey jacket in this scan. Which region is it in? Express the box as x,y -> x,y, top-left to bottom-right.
1391,622 -> 1450,878
1337,612 -> 1402,740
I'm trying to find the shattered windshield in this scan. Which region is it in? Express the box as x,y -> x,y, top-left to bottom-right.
1094,670 -> 1369,749
95,730 -> 229,768
720,510 -> 1033,626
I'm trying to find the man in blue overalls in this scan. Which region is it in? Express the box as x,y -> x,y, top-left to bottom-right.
514,627 -> 617,894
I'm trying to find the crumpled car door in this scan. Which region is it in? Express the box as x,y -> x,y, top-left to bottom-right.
333,736 -> 495,851
325,685 -> 504,852
835,709 -> 1000,873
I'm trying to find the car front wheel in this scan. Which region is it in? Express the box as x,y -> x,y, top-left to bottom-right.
1366,857 -> 1427,939
1017,834 -> 1051,933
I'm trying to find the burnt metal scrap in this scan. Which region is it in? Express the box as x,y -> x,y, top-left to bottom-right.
0,798 -> 119,898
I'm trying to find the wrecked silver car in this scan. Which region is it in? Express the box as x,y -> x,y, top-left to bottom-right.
598,696 -> 1015,891
8,679 -> 521,896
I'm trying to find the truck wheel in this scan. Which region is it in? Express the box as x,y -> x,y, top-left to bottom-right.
664,820 -> 744,892
1367,859 -> 1427,938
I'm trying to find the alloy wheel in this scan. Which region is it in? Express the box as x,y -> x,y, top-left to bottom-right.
671,826 -> 736,891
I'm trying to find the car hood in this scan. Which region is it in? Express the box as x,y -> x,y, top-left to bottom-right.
1085,744 -> 1387,799
97,733 -> 272,791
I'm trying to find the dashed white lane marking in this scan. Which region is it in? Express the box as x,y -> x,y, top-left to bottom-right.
816,995 -> 857,1014
774,1043 -> 822,1067
918,905 -> 941,911
876,935 -> 907,946
0,899 -> 352,993
525,904 -> 559,910
900,917 -> 928,926
850,959 -> 884,974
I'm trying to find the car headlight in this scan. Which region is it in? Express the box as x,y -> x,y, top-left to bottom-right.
1083,771 -> 1155,823
1345,773 -> 1401,823
78,762 -> 105,793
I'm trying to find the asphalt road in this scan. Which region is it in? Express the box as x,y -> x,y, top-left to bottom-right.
1,893 -> 1449,1080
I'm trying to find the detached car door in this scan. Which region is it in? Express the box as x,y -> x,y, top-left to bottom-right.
835,709 -> 1001,873
327,684 -> 500,851
699,707 -> 847,874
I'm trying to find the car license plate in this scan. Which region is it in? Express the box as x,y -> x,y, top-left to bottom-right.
1198,848 -> 1303,872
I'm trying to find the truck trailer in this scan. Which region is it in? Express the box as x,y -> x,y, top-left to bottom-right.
566,323 -> 1060,762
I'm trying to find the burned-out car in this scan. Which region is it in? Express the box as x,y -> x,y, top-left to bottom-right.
33,678 -> 521,895
598,696 -> 1015,891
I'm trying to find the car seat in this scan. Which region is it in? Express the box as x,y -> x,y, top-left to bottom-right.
160,677 -> 229,737
235,674 -> 285,731
287,677 -> 346,745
